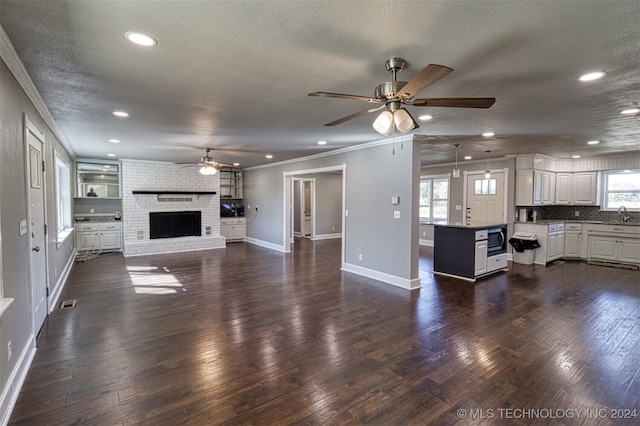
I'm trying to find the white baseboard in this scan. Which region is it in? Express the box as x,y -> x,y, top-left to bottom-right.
342,263 -> 420,290
245,237 -> 287,252
1,334 -> 36,426
48,249 -> 75,313
313,233 -> 342,241
419,239 -> 434,247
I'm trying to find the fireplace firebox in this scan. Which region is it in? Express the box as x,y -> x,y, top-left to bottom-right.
149,211 -> 201,239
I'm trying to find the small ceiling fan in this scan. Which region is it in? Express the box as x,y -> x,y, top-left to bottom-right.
309,57 -> 496,136
176,148 -> 234,175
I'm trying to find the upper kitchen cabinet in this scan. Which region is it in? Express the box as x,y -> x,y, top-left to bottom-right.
219,167 -> 243,199
516,169 -> 555,206
555,172 -> 598,205
76,161 -> 120,198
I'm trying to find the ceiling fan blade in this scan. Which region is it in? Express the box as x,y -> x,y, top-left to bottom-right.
324,105 -> 386,126
410,97 -> 496,108
399,64 -> 454,100
309,91 -> 383,103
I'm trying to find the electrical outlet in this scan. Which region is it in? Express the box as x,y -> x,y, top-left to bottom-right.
422,231 -> 426,237
7,341 -> 11,362
90,208 -> 95,214
358,253 -> 363,261
394,211 -> 400,219
575,211 -> 580,217
332,226 -> 335,231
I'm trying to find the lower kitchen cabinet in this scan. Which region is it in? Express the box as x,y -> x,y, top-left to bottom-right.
221,217 -> 247,242
514,222 -> 564,265
563,223 -> 583,258
76,222 -> 122,252
589,235 -> 640,264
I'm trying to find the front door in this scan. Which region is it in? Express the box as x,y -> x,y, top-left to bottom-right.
26,127 -> 48,333
466,172 -> 505,224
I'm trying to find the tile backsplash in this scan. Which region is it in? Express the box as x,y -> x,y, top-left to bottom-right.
516,205 -> 637,222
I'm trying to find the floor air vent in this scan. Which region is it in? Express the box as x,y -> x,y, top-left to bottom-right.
59,300 -> 77,309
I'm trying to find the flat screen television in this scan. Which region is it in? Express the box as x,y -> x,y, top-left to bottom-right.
220,203 -> 236,217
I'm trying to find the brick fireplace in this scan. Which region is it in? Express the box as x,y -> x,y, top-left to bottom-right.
121,160 -> 225,256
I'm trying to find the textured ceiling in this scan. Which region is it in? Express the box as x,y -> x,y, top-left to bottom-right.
1,1 -> 638,168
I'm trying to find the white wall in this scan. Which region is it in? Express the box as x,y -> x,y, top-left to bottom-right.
120,160 -> 225,256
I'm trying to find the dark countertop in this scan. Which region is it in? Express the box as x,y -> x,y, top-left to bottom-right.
434,221 -> 507,229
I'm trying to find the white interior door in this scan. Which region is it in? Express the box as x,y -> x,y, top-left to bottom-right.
26,128 -> 48,333
466,172 -> 505,224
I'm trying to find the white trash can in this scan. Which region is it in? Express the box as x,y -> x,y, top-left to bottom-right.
510,232 -> 539,265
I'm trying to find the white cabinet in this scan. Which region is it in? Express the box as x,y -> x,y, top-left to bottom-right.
586,224 -> 640,264
76,224 -> 100,251
100,223 -> 122,250
76,222 -> 122,252
563,223 -> 583,258
555,172 -> 598,205
221,218 -> 246,242
474,240 -> 488,276
547,223 -> 564,261
516,169 -> 555,206
514,222 -> 563,264
486,253 -> 508,272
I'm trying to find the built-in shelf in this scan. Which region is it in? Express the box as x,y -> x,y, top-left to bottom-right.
132,190 -> 217,195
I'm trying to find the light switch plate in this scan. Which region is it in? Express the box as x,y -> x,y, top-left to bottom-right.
394,211 -> 400,219
391,196 -> 400,205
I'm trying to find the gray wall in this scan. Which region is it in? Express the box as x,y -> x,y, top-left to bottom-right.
244,138 -> 420,283
314,173 -> 342,236
0,57 -> 76,419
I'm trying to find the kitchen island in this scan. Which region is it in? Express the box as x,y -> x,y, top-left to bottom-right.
433,222 -> 508,282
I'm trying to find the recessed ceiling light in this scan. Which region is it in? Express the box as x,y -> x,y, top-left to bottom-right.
464,156 -> 472,160
107,153 -> 116,157
317,140 -> 327,145
572,155 -> 581,159
620,108 -> 640,115
482,132 -> 495,137
125,31 -> 157,47
265,154 -> 273,159
587,140 -> 600,145
578,71 -> 606,82
418,115 -> 433,121
233,162 -> 240,167
109,139 -> 120,144
113,111 -> 129,118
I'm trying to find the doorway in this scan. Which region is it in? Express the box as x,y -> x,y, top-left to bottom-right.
24,116 -> 49,334
293,178 -> 314,240
464,169 -> 508,224
283,164 -> 346,267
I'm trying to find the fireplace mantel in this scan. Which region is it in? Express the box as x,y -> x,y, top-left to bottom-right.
132,190 -> 217,195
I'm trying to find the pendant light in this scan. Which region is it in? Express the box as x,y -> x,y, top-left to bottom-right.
452,144 -> 460,178
484,150 -> 492,179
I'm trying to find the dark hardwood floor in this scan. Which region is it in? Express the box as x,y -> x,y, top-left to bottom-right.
9,240 -> 640,425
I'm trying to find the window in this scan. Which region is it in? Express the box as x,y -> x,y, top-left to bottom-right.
474,178 -> 497,195
55,153 -> 72,238
601,170 -> 640,211
420,176 -> 449,221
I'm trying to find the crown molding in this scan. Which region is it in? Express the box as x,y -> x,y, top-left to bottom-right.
0,24 -> 75,158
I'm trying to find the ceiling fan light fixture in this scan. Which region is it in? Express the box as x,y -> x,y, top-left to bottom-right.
373,110 -> 394,136
199,165 -> 217,175
393,108 -> 416,134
